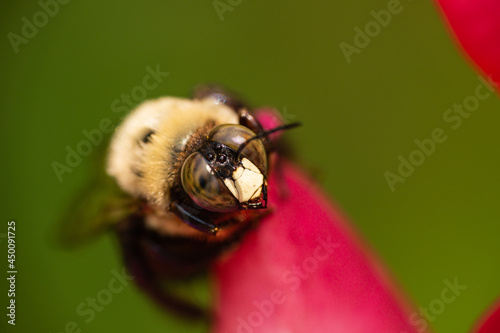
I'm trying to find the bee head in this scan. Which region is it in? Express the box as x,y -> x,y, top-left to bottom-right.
181,124 -> 268,212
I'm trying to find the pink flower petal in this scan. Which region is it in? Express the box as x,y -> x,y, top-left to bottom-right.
473,298 -> 500,333
211,110 -> 424,332
435,2 -> 500,331
435,0 -> 500,89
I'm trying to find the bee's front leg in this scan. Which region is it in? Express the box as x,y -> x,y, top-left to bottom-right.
238,109 -> 273,152
170,201 -> 219,235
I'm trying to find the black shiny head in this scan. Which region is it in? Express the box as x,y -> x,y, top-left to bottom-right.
180,124 -> 267,213
198,141 -> 240,179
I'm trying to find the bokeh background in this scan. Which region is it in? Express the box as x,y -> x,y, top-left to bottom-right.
1,1 -> 499,332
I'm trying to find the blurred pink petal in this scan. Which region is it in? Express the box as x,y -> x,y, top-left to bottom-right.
211,110 -> 424,332
435,0 -> 500,90
473,299 -> 500,333
436,2 -> 500,331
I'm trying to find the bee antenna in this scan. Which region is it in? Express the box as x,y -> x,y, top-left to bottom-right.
236,122 -> 302,160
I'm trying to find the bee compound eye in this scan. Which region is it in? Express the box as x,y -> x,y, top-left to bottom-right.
208,124 -> 268,174
181,152 -> 239,212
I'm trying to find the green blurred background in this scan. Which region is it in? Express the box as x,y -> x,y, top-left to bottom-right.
1,1 -> 499,332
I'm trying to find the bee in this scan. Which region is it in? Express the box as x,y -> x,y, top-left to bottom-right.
60,86 -> 300,319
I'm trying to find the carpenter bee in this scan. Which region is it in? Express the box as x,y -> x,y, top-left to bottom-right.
59,86 -> 300,319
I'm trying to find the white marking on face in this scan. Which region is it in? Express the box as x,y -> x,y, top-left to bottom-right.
241,158 -> 261,174
233,166 -> 245,180
223,158 -> 264,203
223,178 -> 239,199
235,168 -> 263,202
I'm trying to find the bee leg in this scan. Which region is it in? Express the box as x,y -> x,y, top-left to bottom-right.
238,109 -> 264,133
171,201 -> 219,235
238,109 -> 273,152
115,217 -> 210,319
262,182 -> 268,207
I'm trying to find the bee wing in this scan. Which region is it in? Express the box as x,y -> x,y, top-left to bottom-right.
191,84 -> 247,111
57,140 -> 138,249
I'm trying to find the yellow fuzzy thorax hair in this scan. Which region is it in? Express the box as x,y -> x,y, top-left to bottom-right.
106,97 -> 239,211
